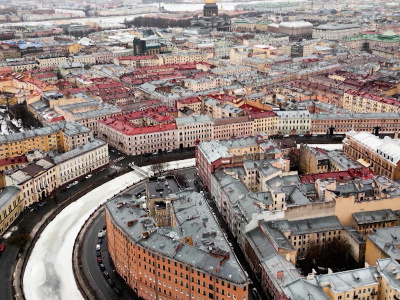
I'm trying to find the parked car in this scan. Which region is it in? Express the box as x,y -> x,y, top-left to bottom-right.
97,258 -> 102,264
252,288 -> 261,300
96,244 -> 101,251
86,174 -> 92,179
96,251 -> 101,257
113,287 -> 122,296
97,239 -> 102,245
0,244 -> 4,252
61,189 -> 67,193
107,279 -> 115,287
99,264 -> 105,271
73,181 -> 79,185
98,230 -> 106,238
38,202 -> 47,207
103,271 -> 110,279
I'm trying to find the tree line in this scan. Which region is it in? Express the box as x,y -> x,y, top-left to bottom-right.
125,16 -> 191,28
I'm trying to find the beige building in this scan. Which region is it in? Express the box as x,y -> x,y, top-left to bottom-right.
176,115 -> 213,148
365,226 -> 400,265
0,122 -> 92,159
98,119 -> 178,156
54,138 -> 109,186
37,54 -> 68,68
275,110 -> 311,135
54,100 -> 122,133
204,97 -> 244,119
352,209 -> 398,236
0,186 -> 22,236
299,144 -> 329,174
343,131 -> 400,181
157,52 -> 207,65
213,116 -> 253,140
249,111 -> 278,136
312,23 -> 361,40
343,90 -> 400,113
5,157 -> 57,206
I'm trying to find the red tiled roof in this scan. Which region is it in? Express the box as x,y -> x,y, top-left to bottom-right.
299,167 -> 376,184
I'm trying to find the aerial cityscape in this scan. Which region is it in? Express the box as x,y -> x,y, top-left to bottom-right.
0,0 -> 400,299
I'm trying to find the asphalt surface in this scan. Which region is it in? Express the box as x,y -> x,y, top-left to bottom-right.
80,182 -> 148,300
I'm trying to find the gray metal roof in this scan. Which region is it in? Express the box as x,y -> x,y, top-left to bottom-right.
353,209 -> 397,225
105,191 -> 248,285
53,138 -> 106,164
0,186 -> 20,212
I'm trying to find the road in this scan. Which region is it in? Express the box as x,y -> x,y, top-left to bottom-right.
0,147 -> 194,300
80,183 -> 147,300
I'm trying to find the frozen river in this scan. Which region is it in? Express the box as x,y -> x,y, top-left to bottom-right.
0,0 -> 301,27
23,158 -> 195,300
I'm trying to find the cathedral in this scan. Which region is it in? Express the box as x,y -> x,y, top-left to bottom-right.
190,0 -> 231,32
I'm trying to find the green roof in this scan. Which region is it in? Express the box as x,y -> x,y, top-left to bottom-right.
342,33 -> 400,42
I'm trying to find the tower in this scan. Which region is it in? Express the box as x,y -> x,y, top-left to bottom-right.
203,0 -> 218,17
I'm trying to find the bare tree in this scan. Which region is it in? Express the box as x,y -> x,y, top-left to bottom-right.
150,162 -> 168,175
174,173 -> 186,187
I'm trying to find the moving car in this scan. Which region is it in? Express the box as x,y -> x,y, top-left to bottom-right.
113,287 -> 122,296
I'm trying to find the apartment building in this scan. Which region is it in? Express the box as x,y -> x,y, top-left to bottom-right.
158,52 -> 207,65
0,186 -> 22,236
204,98 -> 244,119
312,23 -> 361,40
37,54 -> 67,68
5,157 -> 56,206
249,111 -> 278,136
54,138 -> 109,186
343,131 -> 400,181
176,115 -> 213,148
352,209 -> 398,236
366,221 -> 400,265
275,110 -> 311,135
343,90 -> 400,113
176,97 -> 202,114
213,116 -> 253,141
105,191 -> 249,300
299,145 -> 362,174
311,112 -> 400,134
299,145 -> 329,174
98,118 -> 178,156
0,122 -> 92,159
54,100 -> 122,133
196,137 -> 284,192
263,216 -> 344,260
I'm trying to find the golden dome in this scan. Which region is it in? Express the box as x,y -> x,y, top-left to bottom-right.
205,0 -> 216,4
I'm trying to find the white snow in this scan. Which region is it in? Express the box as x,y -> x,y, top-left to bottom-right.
23,158 -> 195,300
